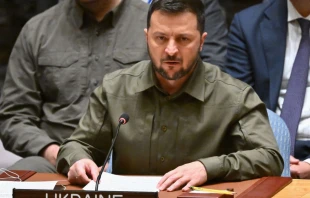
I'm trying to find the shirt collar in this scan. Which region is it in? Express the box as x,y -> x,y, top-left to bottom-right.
182,58 -> 205,102
69,0 -> 124,29
287,0 -> 310,22
136,59 -> 205,102
136,61 -> 156,92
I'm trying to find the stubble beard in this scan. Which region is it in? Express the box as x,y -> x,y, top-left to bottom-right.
148,46 -> 200,81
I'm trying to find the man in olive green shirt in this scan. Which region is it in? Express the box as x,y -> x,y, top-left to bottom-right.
0,0 -> 149,172
57,0 -> 283,191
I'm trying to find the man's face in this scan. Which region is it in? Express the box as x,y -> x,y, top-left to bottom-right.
145,10 -> 207,81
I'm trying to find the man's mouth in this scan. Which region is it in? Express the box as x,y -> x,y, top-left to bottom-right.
163,61 -> 180,65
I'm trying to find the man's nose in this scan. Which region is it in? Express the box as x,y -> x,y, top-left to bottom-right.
165,40 -> 178,56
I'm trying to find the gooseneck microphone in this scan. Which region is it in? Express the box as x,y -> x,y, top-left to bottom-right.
95,113 -> 129,191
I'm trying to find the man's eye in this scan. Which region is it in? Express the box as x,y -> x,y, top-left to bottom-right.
181,37 -> 189,41
158,36 -> 165,40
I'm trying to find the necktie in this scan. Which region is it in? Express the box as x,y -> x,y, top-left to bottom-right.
281,18 -> 310,155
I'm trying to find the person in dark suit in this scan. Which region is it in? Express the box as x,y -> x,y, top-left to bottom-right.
225,0 -> 310,179
200,0 -> 227,68
218,0 -> 262,26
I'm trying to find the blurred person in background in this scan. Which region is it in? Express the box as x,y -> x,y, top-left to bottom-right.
0,0 -> 58,92
0,0 -> 149,172
225,0 -> 310,179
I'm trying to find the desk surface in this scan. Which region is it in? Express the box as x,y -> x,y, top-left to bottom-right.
26,173 -> 310,198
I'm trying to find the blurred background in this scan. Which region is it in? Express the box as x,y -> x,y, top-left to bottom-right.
0,0 -> 262,91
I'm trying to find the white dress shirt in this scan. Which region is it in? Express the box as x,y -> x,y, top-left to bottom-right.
276,0 -> 310,142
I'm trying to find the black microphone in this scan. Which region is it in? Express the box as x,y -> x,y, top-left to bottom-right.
95,113 -> 129,191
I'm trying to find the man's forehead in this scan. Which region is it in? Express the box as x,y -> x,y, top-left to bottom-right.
150,10 -> 196,19
149,10 -> 198,30
150,10 -> 197,25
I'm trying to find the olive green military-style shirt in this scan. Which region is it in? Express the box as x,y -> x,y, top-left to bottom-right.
57,60 -> 283,181
0,0 -> 149,157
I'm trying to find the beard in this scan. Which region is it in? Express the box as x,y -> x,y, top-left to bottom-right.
148,45 -> 200,81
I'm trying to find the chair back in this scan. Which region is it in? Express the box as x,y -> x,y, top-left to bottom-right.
267,109 -> 291,177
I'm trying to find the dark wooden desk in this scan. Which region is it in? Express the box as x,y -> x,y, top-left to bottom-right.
26,173 -> 310,197
26,173 -> 260,197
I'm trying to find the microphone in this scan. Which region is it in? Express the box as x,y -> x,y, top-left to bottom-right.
95,113 -> 129,191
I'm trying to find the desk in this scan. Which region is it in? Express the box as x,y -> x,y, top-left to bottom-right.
26,173 -> 310,198
273,179 -> 310,198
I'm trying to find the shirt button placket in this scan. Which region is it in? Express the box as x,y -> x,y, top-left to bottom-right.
95,28 -> 100,36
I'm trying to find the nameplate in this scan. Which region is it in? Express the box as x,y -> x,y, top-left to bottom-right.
13,189 -> 158,198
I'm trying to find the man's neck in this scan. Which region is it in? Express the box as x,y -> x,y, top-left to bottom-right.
155,65 -> 197,95
156,75 -> 189,95
79,0 -> 122,22
291,0 -> 310,17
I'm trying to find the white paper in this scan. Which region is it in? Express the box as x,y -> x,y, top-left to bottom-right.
83,172 -> 161,192
0,181 -> 57,198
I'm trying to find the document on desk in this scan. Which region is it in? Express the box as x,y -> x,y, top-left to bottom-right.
0,181 -> 57,198
83,172 -> 162,192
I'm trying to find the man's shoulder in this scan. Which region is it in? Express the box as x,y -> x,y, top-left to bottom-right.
125,0 -> 149,13
120,0 -> 149,24
102,61 -> 150,95
104,61 -> 150,82
203,62 -> 250,92
201,62 -> 262,109
24,1 -> 66,30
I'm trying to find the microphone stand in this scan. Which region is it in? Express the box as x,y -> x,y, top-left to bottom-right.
95,122 -> 122,191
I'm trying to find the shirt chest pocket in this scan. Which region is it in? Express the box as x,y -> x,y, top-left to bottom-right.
37,52 -> 88,104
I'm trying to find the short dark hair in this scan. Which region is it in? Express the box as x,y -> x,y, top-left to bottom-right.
147,0 -> 205,34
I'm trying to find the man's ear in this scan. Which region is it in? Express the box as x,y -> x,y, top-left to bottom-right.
144,28 -> 148,42
200,32 -> 208,51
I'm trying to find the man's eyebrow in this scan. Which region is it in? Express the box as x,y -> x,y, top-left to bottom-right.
152,32 -> 194,37
152,32 -> 166,35
178,33 -> 193,37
